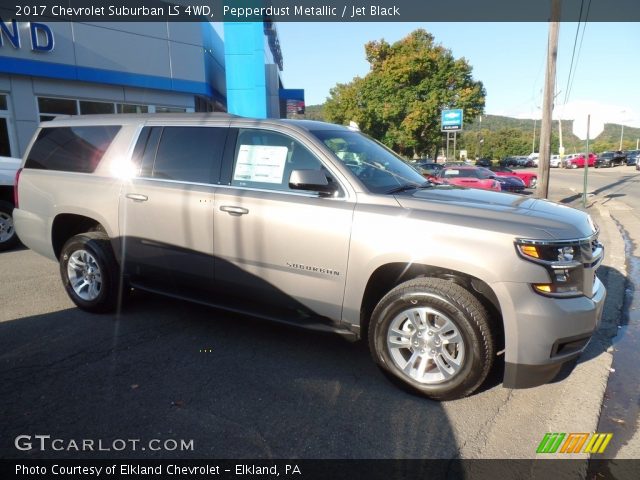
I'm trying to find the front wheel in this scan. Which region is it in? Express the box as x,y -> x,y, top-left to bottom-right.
368,278 -> 496,400
0,200 -> 19,251
59,232 -> 120,313
571,164 -> 578,169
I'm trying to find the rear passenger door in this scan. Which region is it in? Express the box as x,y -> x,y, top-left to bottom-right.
213,128 -> 355,322
120,125 -> 229,298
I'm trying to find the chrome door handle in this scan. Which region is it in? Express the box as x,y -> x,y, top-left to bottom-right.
220,206 -> 249,216
126,193 -> 148,202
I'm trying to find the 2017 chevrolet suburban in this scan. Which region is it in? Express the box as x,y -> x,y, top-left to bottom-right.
13,114 -> 606,400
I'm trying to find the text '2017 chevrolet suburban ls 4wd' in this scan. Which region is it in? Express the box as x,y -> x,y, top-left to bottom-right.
14,114 -> 606,400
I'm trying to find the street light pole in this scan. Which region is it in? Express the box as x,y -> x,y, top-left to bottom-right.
619,124 -> 624,150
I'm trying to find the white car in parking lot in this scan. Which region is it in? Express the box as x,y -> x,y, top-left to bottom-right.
550,155 -> 562,168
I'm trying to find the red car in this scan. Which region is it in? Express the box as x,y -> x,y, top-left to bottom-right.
564,153 -> 597,169
489,166 -> 538,188
435,166 -> 501,192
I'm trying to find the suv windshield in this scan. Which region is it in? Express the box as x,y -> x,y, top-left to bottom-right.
310,129 -> 426,193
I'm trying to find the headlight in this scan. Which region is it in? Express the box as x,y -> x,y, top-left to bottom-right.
515,240 -> 584,297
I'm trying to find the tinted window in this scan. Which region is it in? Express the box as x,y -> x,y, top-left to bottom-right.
132,127 -> 162,177
25,126 -> 120,173
151,127 -> 226,183
38,97 -> 77,116
231,129 -> 326,192
79,101 -> 115,115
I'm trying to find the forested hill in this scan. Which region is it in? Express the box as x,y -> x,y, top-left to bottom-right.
300,107 -> 640,156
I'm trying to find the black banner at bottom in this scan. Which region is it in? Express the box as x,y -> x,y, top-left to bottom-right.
1,459 -> 638,480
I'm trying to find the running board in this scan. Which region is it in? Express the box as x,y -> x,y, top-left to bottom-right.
128,282 -> 360,342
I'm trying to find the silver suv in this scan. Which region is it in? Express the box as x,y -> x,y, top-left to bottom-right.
14,114 -> 606,400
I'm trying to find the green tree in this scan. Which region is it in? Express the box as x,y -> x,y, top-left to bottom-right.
324,29 -> 486,157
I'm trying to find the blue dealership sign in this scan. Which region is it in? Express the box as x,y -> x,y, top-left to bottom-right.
441,109 -> 464,131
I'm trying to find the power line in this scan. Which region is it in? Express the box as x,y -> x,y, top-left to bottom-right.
563,0 -> 585,106
565,0 -> 592,105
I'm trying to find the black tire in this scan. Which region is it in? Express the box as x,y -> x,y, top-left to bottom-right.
368,277 -> 496,401
0,200 -> 20,252
59,232 -> 120,313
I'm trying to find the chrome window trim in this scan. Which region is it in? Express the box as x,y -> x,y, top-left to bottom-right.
126,123 -> 352,200
131,176 -> 349,201
214,182 -> 349,201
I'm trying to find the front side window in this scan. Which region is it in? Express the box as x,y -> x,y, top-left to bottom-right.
231,129 -> 327,193
310,129 -> 425,194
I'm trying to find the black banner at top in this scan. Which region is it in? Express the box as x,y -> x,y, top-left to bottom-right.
0,0 -> 640,22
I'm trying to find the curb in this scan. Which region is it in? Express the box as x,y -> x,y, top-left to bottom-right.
556,186 -> 640,466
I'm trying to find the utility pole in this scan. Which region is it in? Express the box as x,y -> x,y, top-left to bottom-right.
536,0 -> 561,199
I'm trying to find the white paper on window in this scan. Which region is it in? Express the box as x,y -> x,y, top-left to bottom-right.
233,145 -> 288,184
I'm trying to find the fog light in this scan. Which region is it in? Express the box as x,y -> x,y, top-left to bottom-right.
554,269 -> 570,282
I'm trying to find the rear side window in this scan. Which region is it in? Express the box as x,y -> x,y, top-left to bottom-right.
141,126 -> 226,184
25,126 -> 121,173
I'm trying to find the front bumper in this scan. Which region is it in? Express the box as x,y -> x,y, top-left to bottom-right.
493,276 -> 606,389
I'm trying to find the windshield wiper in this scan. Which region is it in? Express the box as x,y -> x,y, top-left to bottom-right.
385,181 -> 433,194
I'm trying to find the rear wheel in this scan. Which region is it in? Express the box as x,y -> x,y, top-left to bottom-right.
0,200 -> 19,251
368,277 -> 496,400
59,232 -> 121,313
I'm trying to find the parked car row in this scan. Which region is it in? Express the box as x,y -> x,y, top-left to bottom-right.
412,165 -> 536,194
496,151 -> 640,169
501,156 -> 536,168
563,151 -> 638,169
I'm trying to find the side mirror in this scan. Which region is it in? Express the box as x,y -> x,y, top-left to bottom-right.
289,169 -> 338,196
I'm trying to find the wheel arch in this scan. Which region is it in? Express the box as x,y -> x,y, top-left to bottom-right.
52,213 -> 108,259
359,262 -> 504,350
0,185 -> 14,205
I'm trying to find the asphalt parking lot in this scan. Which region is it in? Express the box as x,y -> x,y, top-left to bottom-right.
0,168 -> 632,462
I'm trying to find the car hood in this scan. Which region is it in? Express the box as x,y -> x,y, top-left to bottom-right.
395,186 -> 596,240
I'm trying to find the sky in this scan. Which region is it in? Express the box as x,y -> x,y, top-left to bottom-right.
276,22 -> 640,128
